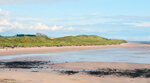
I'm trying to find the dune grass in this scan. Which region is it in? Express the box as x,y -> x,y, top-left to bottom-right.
0,35 -> 127,47
4,36 -> 21,39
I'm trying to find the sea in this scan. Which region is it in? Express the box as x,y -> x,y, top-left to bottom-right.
0,41 -> 150,64
128,41 -> 150,44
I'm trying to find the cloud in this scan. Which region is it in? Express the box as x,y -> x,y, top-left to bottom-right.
0,9 -> 25,32
30,23 -> 50,30
0,19 -> 10,25
67,27 -> 74,30
0,19 -> 13,32
51,25 -> 63,31
124,22 -> 150,27
30,23 -> 63,31
0,0 -> 79,5
12,22 -> 24,29
0,9 -> 9,17
0,8 -> 65,33
0,20 -> 24,32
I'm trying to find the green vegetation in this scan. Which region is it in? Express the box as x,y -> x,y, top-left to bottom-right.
0,35 -> 127,47
4,36 -> 21,39
3,79 -> 16,81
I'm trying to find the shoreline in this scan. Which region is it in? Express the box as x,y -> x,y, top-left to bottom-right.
0,43 -> 149,56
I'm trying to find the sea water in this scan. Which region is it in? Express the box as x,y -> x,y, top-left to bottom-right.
0,47 -> 150,64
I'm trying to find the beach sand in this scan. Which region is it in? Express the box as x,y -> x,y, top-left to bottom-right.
1,43 -> 150,83
0,70 -> 150,83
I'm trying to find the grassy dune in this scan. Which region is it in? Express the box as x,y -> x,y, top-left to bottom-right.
0,35 -> 127,47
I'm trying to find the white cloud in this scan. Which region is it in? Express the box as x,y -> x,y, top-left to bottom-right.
0,9 -> 65,33
0,19 -> 25,32
0,19 -> 10,25
67,27 -> 74,30
0,9 -> 25,32
51,25 -> 63,31
124,22 -> 150,27
0,9 -> 9,17
30,23 -> 63,31
12,22 -> 24,29
30,23 -> 50,30
0,19 -> 13,32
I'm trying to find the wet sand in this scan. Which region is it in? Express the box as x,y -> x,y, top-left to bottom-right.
50,62 -> 150,70
0,43 -> 149,56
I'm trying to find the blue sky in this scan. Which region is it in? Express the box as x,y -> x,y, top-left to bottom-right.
0,0 -> 150,41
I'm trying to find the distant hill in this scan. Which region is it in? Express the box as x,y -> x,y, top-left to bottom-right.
0,35 -> 127,47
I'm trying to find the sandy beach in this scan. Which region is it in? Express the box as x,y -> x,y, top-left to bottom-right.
1,70 -> 150,83
0,43 -> 149,56
1,43 -> 150,83
0,70 -> 149,83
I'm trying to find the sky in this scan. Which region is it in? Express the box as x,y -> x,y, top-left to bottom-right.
0,0 -> 150,41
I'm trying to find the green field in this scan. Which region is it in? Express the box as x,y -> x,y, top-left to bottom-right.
0,35 -> 127,47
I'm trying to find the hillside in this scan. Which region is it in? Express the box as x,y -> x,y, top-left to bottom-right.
0,35 -> 127,47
